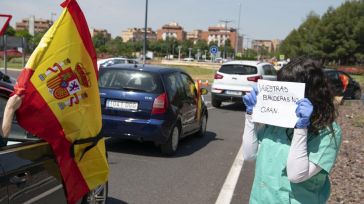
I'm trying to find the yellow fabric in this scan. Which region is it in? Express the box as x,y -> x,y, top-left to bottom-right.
25,7 -> 108,189
195,81 -> 202,121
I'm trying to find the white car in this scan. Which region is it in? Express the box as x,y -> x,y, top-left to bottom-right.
274,61 -> 288,70
97,57 -> 138,69
183,57 -> 194,62
211,60 -> 277,108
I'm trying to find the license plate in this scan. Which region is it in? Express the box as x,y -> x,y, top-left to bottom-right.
225,90 -> 242,96
106,100 -> 138,110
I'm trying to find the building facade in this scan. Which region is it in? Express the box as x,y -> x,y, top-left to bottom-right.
157,22 -> 186,41
186,29 -> 203,44
15,17 -> 51,34
90,28 -> 111,40
121,28 -> 156,42
201,25 -> 241,51
252,39 -> 281,53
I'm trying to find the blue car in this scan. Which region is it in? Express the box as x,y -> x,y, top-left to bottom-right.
99,65 -> 208,155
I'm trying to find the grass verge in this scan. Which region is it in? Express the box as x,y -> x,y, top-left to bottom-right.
351,74 -> 364,89
160,64 -> 216,82
0,59 -> 25,69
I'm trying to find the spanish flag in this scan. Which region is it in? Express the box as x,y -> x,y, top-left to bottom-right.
13,0 -> 108,203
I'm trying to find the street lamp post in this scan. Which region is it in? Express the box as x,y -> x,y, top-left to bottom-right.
219,20 -> 232,60
50,12 -> 56,25
178,45 -> 182,61
235,3 -> 242,58
143,0 -> 149,65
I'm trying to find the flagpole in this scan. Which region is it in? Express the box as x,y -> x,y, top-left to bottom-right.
143,0 -> 149,65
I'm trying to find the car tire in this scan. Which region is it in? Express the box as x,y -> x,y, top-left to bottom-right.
81,182 -> 108,204
196,113 -> 207,137
212,97 -> 221,108
160,125 -> 180,156
353,89 -> 362,100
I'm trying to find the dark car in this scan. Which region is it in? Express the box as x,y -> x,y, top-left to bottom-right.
0,71 -> 107,204
99,65 -> 208,155
324,69 -> 362,99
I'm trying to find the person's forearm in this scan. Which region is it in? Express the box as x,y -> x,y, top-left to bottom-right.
287,129 -> 322,183
242,114 -> 258,161
2,95 -> 22,138
2,106 -> 16,138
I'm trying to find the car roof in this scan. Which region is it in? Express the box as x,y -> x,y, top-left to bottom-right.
100,64 -> 186,74
222,60 -> 271,67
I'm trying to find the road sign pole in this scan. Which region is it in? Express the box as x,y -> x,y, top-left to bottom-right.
3,35 -> 7,73
22,37 -> 26,67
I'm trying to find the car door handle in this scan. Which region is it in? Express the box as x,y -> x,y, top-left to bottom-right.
10,172 -> 29,184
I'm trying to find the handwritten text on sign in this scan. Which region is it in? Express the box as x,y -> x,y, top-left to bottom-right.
252,80 -> 305,128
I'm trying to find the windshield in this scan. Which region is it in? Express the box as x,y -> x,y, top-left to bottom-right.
219,64 -> 257,75
99,69 -> 163,93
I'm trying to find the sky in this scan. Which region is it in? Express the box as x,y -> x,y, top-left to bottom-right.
1,0 -> 345,41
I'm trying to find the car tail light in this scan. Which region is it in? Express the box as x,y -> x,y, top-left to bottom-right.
152,93 -> 168,114
214,73 -> 224,79
212,88 -> 223,93
247,75 -> 262,82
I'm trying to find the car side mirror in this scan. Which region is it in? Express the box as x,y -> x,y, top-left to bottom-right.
200,88 -> 208,95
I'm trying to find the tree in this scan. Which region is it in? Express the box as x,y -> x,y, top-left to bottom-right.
280,1 -> 364,65
280,12 -> 321,58
92,33 -> 110,54
29,32 -> 45,52
4,26 -> 16,36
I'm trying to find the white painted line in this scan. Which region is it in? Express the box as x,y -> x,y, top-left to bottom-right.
215,144 -> 244,204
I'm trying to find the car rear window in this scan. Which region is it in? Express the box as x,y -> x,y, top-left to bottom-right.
99,69 -> 163,93
219,64 -> 257,75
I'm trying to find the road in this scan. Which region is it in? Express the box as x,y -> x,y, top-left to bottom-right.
3,68 -> 256,204
105,88 -> 255,204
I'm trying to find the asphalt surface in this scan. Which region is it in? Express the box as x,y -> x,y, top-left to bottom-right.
105,90 -> 255,204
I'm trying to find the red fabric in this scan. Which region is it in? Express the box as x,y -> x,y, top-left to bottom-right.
0,14 -> 12,36
339,74 -> 349,92
64,0 -> 98,79
15,69 -> 89,204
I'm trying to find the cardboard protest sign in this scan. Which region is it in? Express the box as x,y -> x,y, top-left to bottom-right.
252,80 -> 305,128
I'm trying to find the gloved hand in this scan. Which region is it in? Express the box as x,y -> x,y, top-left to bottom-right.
295,98 -> 313,128
243,85 -> 258,114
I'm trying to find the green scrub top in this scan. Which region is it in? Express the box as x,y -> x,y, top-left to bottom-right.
249,122 -> 342,204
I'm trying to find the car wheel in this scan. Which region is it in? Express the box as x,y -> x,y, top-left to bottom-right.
196,114 -> 207,137
81,182 -> 108,204
160,125 -> 180,156
353,89 -> 362,100
212,97 -> 221,108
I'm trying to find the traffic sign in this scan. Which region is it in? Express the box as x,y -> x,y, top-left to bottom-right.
279,54 -> 285,60
210,45 -> 218,55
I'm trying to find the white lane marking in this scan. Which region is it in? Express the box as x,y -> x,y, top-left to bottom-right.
215,144 -> 244,204
24,184 -> 63,204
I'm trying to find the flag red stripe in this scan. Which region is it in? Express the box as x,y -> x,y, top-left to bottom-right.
15,69 -> 89,204
63,0 -> 98,79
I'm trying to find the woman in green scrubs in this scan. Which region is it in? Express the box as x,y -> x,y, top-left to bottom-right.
242,57 -> 342,204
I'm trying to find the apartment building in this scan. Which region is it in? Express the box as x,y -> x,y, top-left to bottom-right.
186,29 -> 203,44
15,17 -> 51,34
201,25 -> 240,51
252,39 -> 281,53
121,28 -> 156,42
156,22 -> 186,41
90,28 -> 111,40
